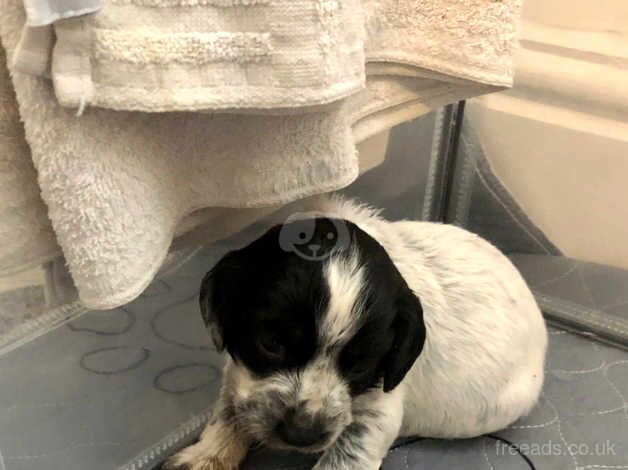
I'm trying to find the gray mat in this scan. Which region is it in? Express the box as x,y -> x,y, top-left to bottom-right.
3,112 -> 625,470
1,244 -> 627,470
0,246 -> 227,470
240,326 -> 628,470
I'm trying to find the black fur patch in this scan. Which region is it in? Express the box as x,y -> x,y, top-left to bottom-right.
201,217 -> 425,392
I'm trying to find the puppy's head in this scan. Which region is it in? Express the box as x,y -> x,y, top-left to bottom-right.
201,218 -> 425,453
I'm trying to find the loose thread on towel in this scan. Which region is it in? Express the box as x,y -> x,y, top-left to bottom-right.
76,94 -> 86,117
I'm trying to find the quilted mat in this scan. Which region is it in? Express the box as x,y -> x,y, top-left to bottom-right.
0,245 -> 627,470
240,326 -> 628,470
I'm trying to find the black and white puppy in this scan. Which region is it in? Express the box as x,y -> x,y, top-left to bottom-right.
165,197 -> 547,470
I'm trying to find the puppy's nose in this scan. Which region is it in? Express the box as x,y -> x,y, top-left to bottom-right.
275,408 -> 329,448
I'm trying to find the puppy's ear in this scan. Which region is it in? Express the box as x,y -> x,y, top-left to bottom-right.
383,287 -> 425,392
199,269 -> 224,352
199,226 -> 285,353
199,252 -> 242,352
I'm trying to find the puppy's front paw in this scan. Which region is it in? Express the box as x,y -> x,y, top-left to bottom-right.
161,442 -> 237,470
162,421 -> 248,470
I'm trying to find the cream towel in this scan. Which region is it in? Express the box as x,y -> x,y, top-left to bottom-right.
11,24 -> 51,75
0,69 -> 498,308
0,0 -> 521,309
350,75 -> 494,142
0,66 -> 482,283
41,0 -> 518,112
1,2 -> 358,308
51,0 -> 366,111
363,0 -> 520,87
10,0 -> 520,113
0,46 -> 60,277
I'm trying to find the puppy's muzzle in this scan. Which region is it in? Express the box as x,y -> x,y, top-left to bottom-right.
274,407 -> 330,448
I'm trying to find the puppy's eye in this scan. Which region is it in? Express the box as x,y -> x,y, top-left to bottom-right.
258,337 -> 285,360
326,232 -> 335,240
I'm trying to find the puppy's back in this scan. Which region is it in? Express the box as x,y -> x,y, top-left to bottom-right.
387,220 -> 547,438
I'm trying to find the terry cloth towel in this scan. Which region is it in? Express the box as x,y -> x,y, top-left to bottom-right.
350,75 -> 493,143
0,0 -> 522,309
0,46 -> 60,276
31,0 -> 519,112
40,0 -> 521,111
1,3 -> 359,309
50,0 -> 366,112
364,0 -> 519,87
0,63 -> 484,280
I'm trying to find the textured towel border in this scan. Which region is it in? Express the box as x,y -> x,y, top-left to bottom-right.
109,0 -> 267,6
94,30 -> 272,65
51,0 -> 367,111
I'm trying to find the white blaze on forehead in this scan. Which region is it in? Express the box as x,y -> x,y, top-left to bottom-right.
321,251 -> 365,347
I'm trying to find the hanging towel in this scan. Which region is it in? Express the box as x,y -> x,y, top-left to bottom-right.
0,46 -> 60,276
364,0 -> 520,87
23,0 -> 520,112
350,75 -> 493,142
0,70 -> 496,306
0,67 -> 408,280
49,0 -> 366,111
0,0 -> 522,309
0,3 -> 358,308
0,52 -> 485,287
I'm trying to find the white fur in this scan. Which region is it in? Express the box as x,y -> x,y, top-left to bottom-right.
168,196 -> 547,469
317,196 -> 548,438
322,253 -> 365,347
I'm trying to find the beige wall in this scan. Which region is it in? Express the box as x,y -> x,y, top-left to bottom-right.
357,130 -> 389,173
468,0 -> 628,269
